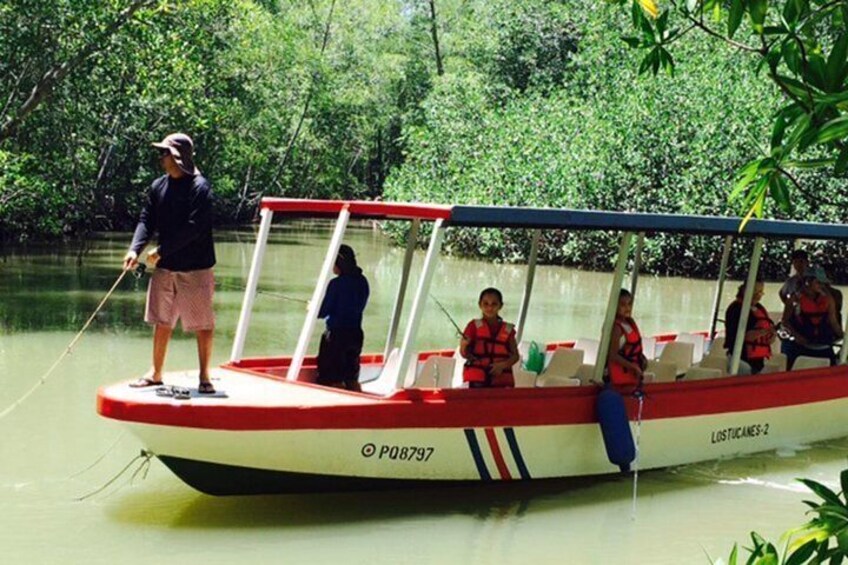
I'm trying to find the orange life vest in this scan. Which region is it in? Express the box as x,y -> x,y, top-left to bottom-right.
744,304 -> 773,361
794,292 -> 833,344
463,318 -> 514,385
608,318 -> 644,386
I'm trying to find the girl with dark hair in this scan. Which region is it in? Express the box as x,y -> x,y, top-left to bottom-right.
724,281 -> 775,374
316,244 -> 370,391
460,287 -> 520,388
607,289 -> 647,387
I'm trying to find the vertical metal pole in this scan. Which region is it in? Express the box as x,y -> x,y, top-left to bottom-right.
594,232 -> 634,383
516,229 -> 541,343
730,237 -> 764,375
286,207 -> 351,381
839,302 -> 848,364
394,219 -> 446,389
384,219 -> 419,361
709,235 -> 734,341
230,208 -> 274,362
630,232 -> 645,297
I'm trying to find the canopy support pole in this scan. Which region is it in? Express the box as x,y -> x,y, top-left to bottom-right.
286,207 -> 350,381
384,219 -> 420,361
839,304 -> 848,364
709,235 -> 734,342
594,232 -> 634,383
516,229 -> 541,343
729,237 -> 764,375
630,232 -> 645,297
230,208 -> 274,362
394,219 -> 445,389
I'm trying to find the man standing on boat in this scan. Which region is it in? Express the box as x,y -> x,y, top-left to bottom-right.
123,132 -> 217,394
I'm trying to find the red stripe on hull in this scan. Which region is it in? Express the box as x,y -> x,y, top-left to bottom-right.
484,428 -> 512,480
97,366 -> 848,431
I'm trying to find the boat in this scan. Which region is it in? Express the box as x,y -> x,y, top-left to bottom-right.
97,198 -> 848,495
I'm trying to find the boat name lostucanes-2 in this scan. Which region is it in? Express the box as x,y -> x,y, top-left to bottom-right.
710,423 -> 770,444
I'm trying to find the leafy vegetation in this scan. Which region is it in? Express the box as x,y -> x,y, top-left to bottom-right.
614,0 -> 848,226
713,469 -> 848,565
2,0 -> 848,279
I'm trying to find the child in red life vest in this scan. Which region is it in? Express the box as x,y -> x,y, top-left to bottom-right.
607,289 -> 647,387
724,281 -> 775,374
460,288 -> 520,388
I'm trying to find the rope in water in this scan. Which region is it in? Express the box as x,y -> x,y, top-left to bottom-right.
75,449 -> 153,501
0,268 -> 131,420
631,390 -> 645,520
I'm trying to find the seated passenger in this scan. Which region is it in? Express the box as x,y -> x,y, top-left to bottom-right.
607,289 -> 647,387
723,281 -> 774,375
316,244 -> 370,391
460,288 -> 519,388
779,249 -> 808,305
781,267 -> 843,369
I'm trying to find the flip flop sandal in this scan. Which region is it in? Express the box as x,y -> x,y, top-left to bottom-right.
198,382 -> 216,394
172,387 -> 191,400
155,385 -> 175,397
129,377 -> 163,388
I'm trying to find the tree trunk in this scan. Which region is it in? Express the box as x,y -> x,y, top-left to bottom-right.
428,0 -> 444,76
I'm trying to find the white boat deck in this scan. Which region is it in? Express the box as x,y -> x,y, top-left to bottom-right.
101,367 -> 376,408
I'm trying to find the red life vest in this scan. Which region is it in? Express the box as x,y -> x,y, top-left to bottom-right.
794,293 -> 833,344
463,318 -> 514,386
744,304 -> 773,361
608,318 -> 644,386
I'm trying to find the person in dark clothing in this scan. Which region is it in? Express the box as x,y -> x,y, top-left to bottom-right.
316,244 -> 370,391
123,132 -> 217,393
781,267 -> 843,369
724,281 -> 775,374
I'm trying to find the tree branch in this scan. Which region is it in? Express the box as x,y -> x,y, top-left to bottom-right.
0,0 -> 158,144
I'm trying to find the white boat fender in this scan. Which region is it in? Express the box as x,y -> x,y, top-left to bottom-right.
596,386 -> 636,472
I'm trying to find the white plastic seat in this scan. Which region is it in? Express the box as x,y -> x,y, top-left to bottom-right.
574,363 -> 597,385
573,338 -> 600,365
412,356 -> 456,388
675,333 -> 705,364
682,366 -> 723,381
641,336 -> 657,360
451,347 -> 465,388
364,348 -> 402,395
707,336 -> 726,358
542,348 -> 584,379
513,363 -> 538,388
518,340 -> 532,361
658,341 -> 695,375
536,375 -> 581,387
646,359 -> 677,383
697,355 -> 728,376
792,356 -> 830,371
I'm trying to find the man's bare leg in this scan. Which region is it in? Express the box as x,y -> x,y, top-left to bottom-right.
196,328 -> 214,385
152,324 -> 173,382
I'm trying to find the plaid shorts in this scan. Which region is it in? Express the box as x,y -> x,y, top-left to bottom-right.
145,268 -> 215,332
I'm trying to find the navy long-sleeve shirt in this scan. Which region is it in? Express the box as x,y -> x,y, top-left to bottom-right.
318,271 -> 370,331
130,174 -> 216,272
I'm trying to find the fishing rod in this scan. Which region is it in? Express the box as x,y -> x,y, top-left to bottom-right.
216,279 -> 308,304
430,294 -> 464,338
0,263 -> 145,420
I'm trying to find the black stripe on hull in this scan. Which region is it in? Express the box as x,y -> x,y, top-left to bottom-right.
159,455 -> 485,495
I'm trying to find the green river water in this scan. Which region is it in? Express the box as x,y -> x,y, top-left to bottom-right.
1,221 -> 846,564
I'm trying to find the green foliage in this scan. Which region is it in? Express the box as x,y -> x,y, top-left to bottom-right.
614,0 -> 848,225
713,469 -> 848,565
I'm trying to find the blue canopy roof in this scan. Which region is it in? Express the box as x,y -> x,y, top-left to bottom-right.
447,205 -> 848,241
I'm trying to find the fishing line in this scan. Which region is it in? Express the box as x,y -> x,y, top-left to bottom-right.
430,294 -> 464,337
68,432 -> 126,479
0,267 -> 136,420
217,280 -> 308,304
631,389 -> 645,521
75,449 -> 153,501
